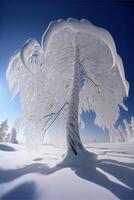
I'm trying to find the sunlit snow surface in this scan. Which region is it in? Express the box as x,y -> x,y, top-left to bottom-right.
0,142 -> 134,200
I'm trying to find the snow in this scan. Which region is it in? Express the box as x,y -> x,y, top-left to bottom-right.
0,142 -> 134,200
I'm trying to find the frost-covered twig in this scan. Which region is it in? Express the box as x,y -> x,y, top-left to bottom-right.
42,102 -> 68,140
85,74 -> 101,94
43,102 -> 67,119
42,102 -> 68,131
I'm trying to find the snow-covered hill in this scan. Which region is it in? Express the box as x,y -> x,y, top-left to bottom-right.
0,142 -> 134,200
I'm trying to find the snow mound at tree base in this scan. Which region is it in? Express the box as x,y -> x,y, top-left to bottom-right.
57,147 -> 97,168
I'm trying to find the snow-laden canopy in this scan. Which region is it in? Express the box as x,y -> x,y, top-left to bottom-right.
6,18 -> 129,139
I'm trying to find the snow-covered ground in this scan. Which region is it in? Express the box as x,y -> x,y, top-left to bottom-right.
0,141 -> 134,200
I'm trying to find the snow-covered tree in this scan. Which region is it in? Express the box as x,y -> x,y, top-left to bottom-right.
6,18 -> 129,162
123,119 -> 132,141
114,118 -> 134,143
109,126 -> 122,143
109,124 -> 129,143
0,120 -> 9,143
9,128 -> 18,144
4,133 -> 10,143
118,125 -> 126,142
130,117 -> 134,135
109,127 -> 115,143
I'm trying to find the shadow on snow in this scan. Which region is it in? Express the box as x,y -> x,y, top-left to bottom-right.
1,182 -> 36,200
0,144 -> 15,152
0,152 -> 134,200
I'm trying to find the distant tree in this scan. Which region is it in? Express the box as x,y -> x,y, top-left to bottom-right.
6,18 -> 129,162
130,117 -> 134,132
9,128 -> 18,144
123,119 -> 132,141
109,128 -> 115,143
0,120 -> 9,143
130,116 -> 134,139
109,126 -> 122,143
118,125 -> 126,142
4,133 -> 10,143
115,118 -> 134,143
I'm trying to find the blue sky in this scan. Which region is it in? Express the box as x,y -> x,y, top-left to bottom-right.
0,0 -> 134,142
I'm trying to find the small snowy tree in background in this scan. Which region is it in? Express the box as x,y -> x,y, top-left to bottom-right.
6,18 -> 129,162
0,120 -> 9,143
130,116 -> 134,139
8,128 -> 18,144
109,126 -> 122,143
123,119 -> 132,141
4,133 -> 10,143
118,125 -> 126,142
115,117 -> 134,143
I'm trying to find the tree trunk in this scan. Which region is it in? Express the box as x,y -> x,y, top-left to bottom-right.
63,44 -> 97,165
66,46 -> 84,156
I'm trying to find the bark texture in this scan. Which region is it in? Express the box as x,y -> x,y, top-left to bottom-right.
66,46 -> 84,155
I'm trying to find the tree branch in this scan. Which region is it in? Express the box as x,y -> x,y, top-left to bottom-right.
42,102 -> 68,132
85,74 -> 101,95
20,52 -> 45,86
85,74 -> 98,88
43,102 -> 68,118
44,112 -> 60,133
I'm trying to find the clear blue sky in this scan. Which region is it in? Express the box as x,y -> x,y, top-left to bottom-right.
0,0 -> 134,142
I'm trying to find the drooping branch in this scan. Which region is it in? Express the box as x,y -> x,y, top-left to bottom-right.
85,74 -> 98,88
42,113 -> 61,141
43,112 -> 56,118
42,102 -> 68,139
20,48 -> 46,86
25,62 -> 45,86
43,112 -> 60,133
43,102 -> 68,119
85,73 -> 101,95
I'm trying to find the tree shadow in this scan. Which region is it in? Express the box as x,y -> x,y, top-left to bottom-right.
0,163 -> 50,184
97,160 -> 134,189
103,151 -> 131,155
1,182 -> 36,200
72,160 -> 134,200
0,144 -> 15,151
98,158 -> 134,168
0,154 -> 134,200
99,153 -> 134,159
